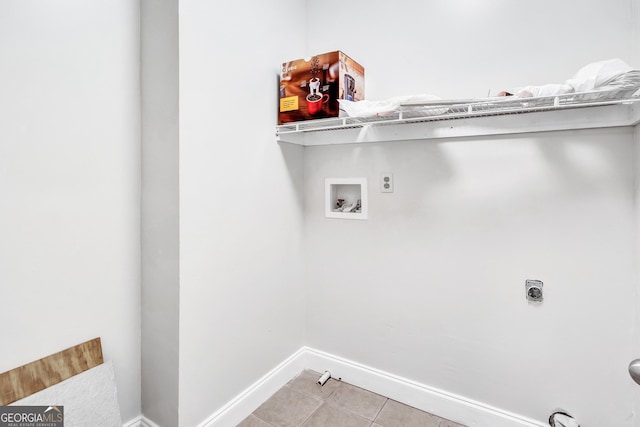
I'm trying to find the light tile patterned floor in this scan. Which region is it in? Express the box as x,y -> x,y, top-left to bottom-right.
238,370 -> 467,427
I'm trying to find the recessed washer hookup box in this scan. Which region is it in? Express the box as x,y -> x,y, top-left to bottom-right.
278,50 -> 364,124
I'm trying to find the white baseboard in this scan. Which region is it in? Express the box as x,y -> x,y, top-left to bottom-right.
302,347 -> 547,427
122,415 -> 161,427
196,347 -> 309,427
122,416 -> 140,427
140,416 -> 161,427
134,346 -> 548,427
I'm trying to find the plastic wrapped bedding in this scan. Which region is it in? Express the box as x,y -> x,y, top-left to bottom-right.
505,58 -> 640,98
338,59 -> 640,118
338,94 -> 445,118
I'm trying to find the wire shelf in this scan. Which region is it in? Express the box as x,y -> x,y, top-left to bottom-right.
276,89 -> 640,137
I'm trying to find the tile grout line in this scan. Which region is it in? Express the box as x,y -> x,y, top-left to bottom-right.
289,374 -> 339,426
243,369 -> 467,427
310,375 -> 390,426
290,379 -> 341,402
284,383 -> 324,427
325,381 -> 386,424
295,376 -> 383,426
321,400 -> 379,425
250,414 -> 278,427
321,379 -> 390,425
297,377 -> 344,426
297,400 -> 324,427
371,397 -> 390,426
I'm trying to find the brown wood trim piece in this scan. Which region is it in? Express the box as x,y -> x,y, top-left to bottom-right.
0,337 -> 103,405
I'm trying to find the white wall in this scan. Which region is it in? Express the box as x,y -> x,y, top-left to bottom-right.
177,1 -> 307,425
305,129 -> 636,425
141,0 -> 180,426
634,123 -> 640,427
633,4 -> 640,413
306,0 -> 638,100
634,0 -> 640,66
0,1 -> 141,422
304,0 -> 639,425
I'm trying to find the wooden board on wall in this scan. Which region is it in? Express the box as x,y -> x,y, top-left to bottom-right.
0,337 -> 104,405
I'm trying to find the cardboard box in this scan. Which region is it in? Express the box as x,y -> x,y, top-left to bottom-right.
278,51 -> 364,124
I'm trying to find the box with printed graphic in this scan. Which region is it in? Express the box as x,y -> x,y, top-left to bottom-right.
278,51 -> 364,124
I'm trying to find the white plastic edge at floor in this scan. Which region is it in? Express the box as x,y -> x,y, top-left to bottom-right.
125,346 -> 548,427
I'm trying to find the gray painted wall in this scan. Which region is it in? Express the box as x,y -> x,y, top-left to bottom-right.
141,0 -> 180,426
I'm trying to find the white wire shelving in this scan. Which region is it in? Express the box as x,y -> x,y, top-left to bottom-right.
276,91 -> 640,146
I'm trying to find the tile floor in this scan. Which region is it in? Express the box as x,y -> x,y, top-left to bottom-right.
238,370 -> 467,427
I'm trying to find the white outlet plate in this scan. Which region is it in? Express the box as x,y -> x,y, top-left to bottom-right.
381,173 -> 393,193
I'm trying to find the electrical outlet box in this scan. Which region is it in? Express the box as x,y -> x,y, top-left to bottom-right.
525,280 -> 543,302
381,173 -> 393,193
325,177 -> 368,220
